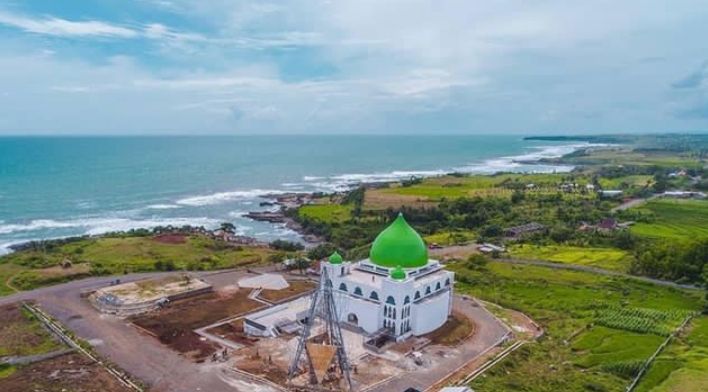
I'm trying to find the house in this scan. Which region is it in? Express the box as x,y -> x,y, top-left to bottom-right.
661,191 -> 706,199
597,218 -> 618,232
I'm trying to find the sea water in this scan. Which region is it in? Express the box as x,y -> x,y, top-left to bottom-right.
0,135 -> 590,252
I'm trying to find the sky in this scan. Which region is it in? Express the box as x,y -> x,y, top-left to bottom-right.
0,0 -> 707,135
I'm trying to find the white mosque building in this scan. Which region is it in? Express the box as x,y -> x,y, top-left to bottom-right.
244,213 -> 455,341
322,213 -> 454,340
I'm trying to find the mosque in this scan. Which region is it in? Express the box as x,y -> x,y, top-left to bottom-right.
244,213 -> 455,341
321,213 -> 454,340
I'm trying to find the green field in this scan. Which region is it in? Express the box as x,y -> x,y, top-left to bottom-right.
423,230 -> 476,246
448,261 -> 703,392
0,304 -> 64,358
630,199 -> 708,241
636,316 -> 708,392
298,203 -> 353,223
380,173 -> 578,200
599,175 -> 653,190
509,244 -> 633,272
565,149 -> 705,169
0,235 -> 276,293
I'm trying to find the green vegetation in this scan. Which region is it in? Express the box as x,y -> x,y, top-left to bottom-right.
630,199 -> 708,241
0,364 -> 15,379
509,244 -> 633,272
0,234 -> 276,292
636,316 -> 708,392
298,203 -> 353,223
598,175 -> 653,190
423,230 -> 476,246
591,302 -> 693,336
0,305 -> 64,358
448,261 -> 704,392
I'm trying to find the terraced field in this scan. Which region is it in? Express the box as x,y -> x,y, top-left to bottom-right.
630,199 -> 708,241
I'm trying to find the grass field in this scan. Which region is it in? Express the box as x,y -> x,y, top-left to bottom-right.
599,175 -> 653,190
448,261 -> 703,392
0,235 -> 276,293
423,230 -> 476,246
630,199 -> 708,241
509,244 -> 633,272
635,316 -> 708,392
298,203 -> 353,223
363,173 -> 594,210
0,304 -> 64,358
566,149 -> 705,169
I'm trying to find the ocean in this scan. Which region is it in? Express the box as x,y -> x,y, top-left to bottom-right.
0,135 -> 590,253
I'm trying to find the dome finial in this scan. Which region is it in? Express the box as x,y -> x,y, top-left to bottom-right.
390,265 -> 407,280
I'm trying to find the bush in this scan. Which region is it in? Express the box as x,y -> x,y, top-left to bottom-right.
269,240 -> 305,252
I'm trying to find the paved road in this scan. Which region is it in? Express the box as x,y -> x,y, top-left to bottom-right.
496,257 -> 701,290
366,296 -> 509,392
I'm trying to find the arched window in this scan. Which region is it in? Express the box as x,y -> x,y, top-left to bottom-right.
436,282 -> 441,291
445,278 -> 451,286
354,287 -> 363,296
341,267 -> 345,275
386,296 -> 396,305
369,291 -> 379,301
414,291 -> 421,300
339,283 -> 348,292
393,308 -> 397,319
404,295 -> 410,304
425,286 -> 431,295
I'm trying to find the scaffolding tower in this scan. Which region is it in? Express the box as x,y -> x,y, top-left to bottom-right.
287,268 -> 353,391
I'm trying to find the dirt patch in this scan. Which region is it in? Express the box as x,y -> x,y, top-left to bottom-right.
259,280 -> 316,303
363,189 -> 436,210
0,303 -> 63,358
206,320 -> 259,347
421,311 -> 476,347
1,352 -> 132,392
130,290 -> 265,361
153,233 -> 187,244
235,355 -> 289,386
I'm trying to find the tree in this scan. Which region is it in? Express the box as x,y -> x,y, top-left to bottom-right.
295,257 -> 311,275
220,222 -> 236,234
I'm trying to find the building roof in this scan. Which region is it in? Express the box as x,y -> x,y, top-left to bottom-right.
369,213 -> 428,268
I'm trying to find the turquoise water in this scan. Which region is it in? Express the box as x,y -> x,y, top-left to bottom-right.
0,135 -> 585,252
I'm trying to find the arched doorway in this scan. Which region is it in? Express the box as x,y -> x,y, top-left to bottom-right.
347,313 -> 359,325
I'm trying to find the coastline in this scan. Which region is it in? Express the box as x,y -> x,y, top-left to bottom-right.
0,141 -> 611,256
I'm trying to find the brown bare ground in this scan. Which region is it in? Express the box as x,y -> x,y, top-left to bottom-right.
1,352 -> 132,392
152,233 -> 187,244
363,189 -> 436,210
206,319 -> 259,347
130,289 -> 265,361
259,280 -> 316,303
421,311 -> 476,347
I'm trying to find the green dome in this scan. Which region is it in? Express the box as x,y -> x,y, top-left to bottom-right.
369,213 -> 428,268
390,265 -> 407,280
328,251 -> 343,264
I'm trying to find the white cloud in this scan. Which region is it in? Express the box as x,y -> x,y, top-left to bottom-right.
0,11 -> 138,38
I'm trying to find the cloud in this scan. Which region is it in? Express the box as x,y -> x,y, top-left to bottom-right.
672,61 -> 708,89
0,11 -> 138,38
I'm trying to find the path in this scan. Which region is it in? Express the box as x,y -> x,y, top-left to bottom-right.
611,194 -> 658,212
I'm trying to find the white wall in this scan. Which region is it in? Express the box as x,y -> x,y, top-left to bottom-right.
411,290 -> 451,335
336,295 -> 380,334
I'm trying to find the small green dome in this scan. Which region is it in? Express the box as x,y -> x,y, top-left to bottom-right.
369,213 -> 428,268
390,265 -> 407,280
328,251 -> 343,264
